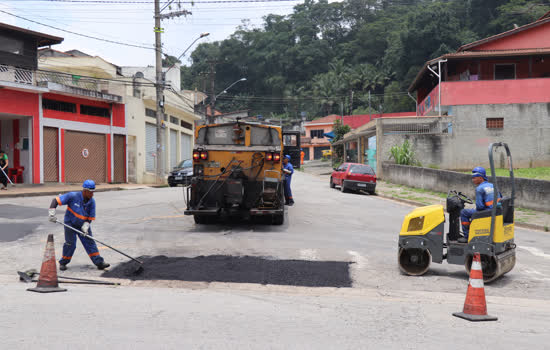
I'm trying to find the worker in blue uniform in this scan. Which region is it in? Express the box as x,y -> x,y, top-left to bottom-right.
459,167 -> 501,243
282,155 -> 295,206
48,180 -> 110,270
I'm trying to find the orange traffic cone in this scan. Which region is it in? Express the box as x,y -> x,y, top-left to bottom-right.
27,234 -> 67,293
453,252 -> 497,321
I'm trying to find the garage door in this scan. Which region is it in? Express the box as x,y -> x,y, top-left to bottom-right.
180,133 -> 191,161
145,123 -> 156,172
113,134 -> 126,183
43,127 -> 59,182
64,130 -> 106,183
170,129 -> 177,169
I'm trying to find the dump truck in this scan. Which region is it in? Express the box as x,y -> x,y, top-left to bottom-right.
184,120 -> 291,225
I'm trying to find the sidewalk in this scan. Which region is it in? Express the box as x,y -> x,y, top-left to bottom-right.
302,160 -> 550,232
0,183 -> 155,199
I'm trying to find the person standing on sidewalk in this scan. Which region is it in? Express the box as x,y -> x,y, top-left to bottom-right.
0,150 -> 9,190
48,179 -> 110,270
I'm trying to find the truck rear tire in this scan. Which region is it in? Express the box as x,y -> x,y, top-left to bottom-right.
272,213 -> 284,225
194,215 -> 207,224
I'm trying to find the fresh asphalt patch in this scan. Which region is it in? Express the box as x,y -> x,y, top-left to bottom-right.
0,204 -> 46,220
102,255 -> 353,288
0,223 -> 40,242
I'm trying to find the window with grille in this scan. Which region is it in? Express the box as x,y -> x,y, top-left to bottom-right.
43,99 -> 76,113
81,105 -> 110,117
486,118 -> 504,129
170,116 -> 178,124
145,108 -> 156,118
180,120 -> 192,130
310,129 -> 324,138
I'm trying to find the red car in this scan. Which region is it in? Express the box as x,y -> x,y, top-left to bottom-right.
330,163 -> 376,194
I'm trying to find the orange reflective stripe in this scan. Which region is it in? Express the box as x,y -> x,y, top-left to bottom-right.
485,200 -> 494,206
88,217 -> 96,221
67,207 -> 89,221
461,222 -> 471,226
62,256 -> 72,260
56,197 -> 62,206
88,252 -> 100,257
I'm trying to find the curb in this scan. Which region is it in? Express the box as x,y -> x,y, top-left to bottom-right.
377,193 -> 549,233
0,186 -> 157,199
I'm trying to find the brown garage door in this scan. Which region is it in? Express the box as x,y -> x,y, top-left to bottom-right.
113,134 -> 126,183
64,130 -> 106,184
43,127 -> 59,182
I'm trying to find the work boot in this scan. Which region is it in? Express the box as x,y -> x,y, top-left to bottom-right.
288,200 -> 295,206
59,264 -> 67,271
458,237 -> 467,243
96,262 -> 110,270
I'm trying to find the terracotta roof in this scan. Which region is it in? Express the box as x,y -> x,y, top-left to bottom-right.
457,16 -> 550,52
538,10 -> 550,21
408,47 -> 550,92
0,22 -> 63,47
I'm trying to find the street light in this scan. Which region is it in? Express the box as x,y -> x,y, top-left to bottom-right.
164,32 -> 210,76
215,77 -> 247,98
209,77 -> 247,124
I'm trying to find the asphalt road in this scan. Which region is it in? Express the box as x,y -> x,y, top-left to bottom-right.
1,171 -> 549,349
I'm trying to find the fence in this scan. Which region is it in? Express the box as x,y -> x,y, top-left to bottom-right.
0,64 -> 34,85
381,117 -> 452,135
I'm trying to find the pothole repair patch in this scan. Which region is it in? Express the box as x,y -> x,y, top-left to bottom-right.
102,255 -> 352,288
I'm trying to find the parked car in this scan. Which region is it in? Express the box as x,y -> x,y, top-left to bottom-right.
330,162 -> 376,194
168,159 -> 193,187
322,149 -> 332,157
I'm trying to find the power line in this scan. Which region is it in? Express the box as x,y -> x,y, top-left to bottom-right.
0,10 -> 155,50
5,0 -> 301,3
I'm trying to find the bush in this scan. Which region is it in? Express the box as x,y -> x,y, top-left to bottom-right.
389,140 -> 421,166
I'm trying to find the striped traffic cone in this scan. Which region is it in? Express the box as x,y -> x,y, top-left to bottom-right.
27,234 -> 67,293
453,253 -> 497,321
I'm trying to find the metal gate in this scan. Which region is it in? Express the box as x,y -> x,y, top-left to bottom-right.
64,130 -> 106,183
180,133 -> 191,161
145,123 -> 156,172
43,127 -> 59,182
170,129 -> 177,169
367,136 -> 377,173
113,134 -> 126,183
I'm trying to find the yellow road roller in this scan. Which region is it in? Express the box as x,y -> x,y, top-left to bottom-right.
398,143 -> 516,283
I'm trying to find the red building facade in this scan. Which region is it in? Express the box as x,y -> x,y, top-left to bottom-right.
0,23 -> 126,184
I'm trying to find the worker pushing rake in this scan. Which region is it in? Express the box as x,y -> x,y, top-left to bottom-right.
48,179 -> 143,275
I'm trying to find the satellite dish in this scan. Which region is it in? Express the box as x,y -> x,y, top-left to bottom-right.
134,72 -> 144,79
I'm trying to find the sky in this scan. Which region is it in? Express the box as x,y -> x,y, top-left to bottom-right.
0,0 -> 303,67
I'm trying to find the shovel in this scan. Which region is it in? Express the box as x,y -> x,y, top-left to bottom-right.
54,220 -> 144,275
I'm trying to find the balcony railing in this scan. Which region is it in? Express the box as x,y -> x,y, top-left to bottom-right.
0,64 -> 34,85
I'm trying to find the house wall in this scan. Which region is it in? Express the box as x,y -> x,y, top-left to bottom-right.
475,21 -> 550,51
377,103 -> 550,174
381,163 -> 550,212
303,123 -> 332,160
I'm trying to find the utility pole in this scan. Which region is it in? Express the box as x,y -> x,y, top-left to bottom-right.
154,0 -> 164,184
153,0 -> 191,184
207,60 -> 216,124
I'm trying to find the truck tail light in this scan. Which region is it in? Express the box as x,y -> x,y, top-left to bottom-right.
193,151 -> 200,161
200,151 -> 208,160
266,152 -> 273,161
273,153 -> 280,162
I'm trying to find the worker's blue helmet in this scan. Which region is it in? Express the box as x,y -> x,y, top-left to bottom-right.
471,167 -> 487,180
83,179 -> 96,192
285,155 -> 291,160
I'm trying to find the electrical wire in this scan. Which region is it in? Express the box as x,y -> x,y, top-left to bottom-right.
0,10 -> 155,50
5,0 -> 301,3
